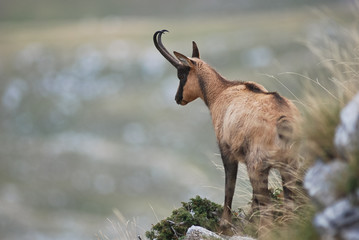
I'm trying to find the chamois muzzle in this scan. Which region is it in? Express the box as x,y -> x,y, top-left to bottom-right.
153,30 -> 182,69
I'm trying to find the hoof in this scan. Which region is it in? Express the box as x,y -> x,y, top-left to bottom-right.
219,218 -> 233,236
219,218 -> 230,228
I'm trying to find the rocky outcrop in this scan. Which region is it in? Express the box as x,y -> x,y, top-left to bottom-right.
304,160 -> 348,206
304,92 -> 359,240
314,196 -> 359,240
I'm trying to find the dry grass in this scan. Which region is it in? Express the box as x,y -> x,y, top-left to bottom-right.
302,10 -> 359,163
96,209 -> 144,240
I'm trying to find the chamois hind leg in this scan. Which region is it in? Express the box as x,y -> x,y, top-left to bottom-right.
279,162 -> 300,210
248,166 -> 270,213
219,150 -> 238,230
247,166 -> 271,237
280,168 -> 296,201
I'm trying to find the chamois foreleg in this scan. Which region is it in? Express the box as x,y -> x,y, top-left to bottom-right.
219,145 -> 238,228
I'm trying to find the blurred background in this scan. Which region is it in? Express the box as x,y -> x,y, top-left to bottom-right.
0,0 -> 356,239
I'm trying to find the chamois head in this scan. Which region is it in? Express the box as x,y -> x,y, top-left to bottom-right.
153,30 -> 203,105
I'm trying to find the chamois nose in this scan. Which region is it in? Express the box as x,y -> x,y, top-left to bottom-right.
179,100 -> 188,105
175,96 -> 187,105
175,93 -> 182,104
175,97 -> 183,105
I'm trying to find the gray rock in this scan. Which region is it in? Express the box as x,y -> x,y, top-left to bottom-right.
229,236 -> 256,240
306,92 -> 359,240
185,226 -> 223,240
304,160 -> 348,207
184,226 -> 256,240
314,197 -> 359,239
335,92 -> 359,155
341,222 -> 359,240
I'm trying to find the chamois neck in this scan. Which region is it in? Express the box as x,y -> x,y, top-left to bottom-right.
197,68 -> 234,108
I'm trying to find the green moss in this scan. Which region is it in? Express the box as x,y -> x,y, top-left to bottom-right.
145,196 -> 223,240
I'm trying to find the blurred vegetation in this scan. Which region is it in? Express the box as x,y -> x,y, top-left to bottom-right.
0,0 -> 358,240
0,0 -> 340,21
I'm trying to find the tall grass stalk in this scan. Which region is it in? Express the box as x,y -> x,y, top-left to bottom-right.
97,209 -> 143,240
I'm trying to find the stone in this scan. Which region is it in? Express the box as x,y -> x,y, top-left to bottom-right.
229,236 -> 256,240
314,197 -> 359,239
341,222 -> 359,240
306,92 -> 359,240
335,92 -> 359,155
184,226 -> 223,240
184,226 -> 256,240
304,160 -> 348,207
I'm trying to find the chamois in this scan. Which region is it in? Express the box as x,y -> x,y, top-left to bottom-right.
153,30 -> 301,231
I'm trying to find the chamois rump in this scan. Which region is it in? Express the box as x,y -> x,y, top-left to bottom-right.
153,30 -> 301,230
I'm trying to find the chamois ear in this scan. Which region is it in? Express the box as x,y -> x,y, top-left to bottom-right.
174,51 -> 195,68
192,41 -> 200,58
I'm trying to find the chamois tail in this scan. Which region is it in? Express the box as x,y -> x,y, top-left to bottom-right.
276,115 -> 294,143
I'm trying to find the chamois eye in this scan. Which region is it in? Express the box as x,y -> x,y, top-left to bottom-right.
177,67 -> 190,81
178,72 -> 184,80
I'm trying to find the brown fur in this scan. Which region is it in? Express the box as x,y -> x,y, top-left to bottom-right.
154,31 -> 301,234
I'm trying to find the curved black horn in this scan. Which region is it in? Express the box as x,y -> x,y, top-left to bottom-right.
153,30 -> 182,68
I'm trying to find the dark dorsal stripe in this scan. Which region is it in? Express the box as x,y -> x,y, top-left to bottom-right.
242,82 -> 288,107
243,82 -> 264,93
271,92 -> 288,106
